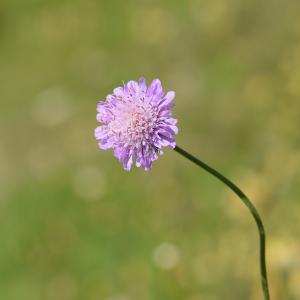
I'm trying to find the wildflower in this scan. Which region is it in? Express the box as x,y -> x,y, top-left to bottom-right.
94,78 -> 271,299
95,78 -> 178,170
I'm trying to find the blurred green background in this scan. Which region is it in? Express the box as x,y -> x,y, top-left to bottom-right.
0,0 -> 300,299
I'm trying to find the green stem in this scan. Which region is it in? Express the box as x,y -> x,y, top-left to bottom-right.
174,145 -> 270,300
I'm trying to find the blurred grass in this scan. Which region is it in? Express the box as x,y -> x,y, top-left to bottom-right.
0,0 -> 300,299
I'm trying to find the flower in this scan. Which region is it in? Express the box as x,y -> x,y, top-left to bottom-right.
95,77 -> 178,171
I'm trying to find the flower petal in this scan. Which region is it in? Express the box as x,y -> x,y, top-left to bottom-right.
147,79 -> 163,97
138,77 -> 147,92
96,102 -> 112,123
158,91 -> 175,107
95,126 -> 115,149
113,87 -> 124,97
127,80 -> 139,94
164,118 -> 177,125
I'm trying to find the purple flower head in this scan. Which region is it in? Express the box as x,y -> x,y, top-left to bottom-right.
95,77 -> 178,171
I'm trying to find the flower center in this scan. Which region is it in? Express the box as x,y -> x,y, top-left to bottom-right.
109,99 -> 158,146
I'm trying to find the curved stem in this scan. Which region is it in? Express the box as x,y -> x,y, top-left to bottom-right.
174,145 -> 270,300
